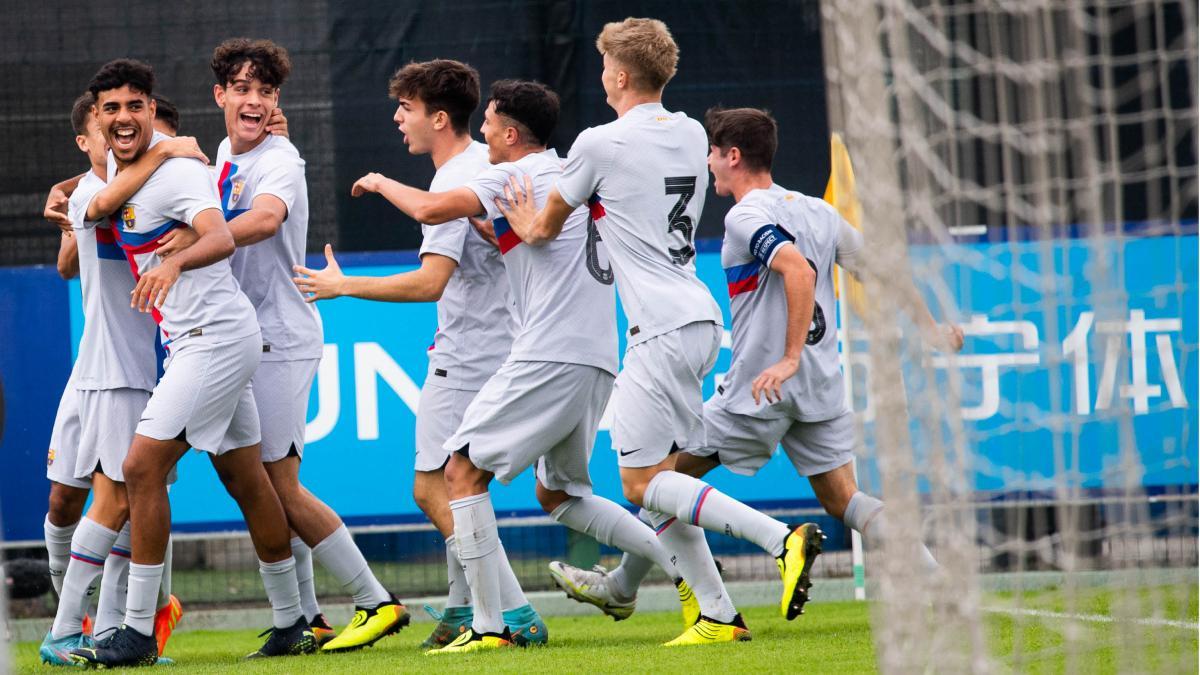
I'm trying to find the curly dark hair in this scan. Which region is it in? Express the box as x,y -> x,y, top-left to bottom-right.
87,59 -> 155,99
388,59 -> 479,135
211,38 -> 292,87
488,80 -> 559,147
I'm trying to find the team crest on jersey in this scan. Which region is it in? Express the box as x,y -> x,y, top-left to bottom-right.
229,177 -> 246,205
47,448 -> 55,466
121,205 -> 136,230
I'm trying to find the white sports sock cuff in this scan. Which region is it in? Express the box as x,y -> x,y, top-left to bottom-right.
548,497 -> 580,523
844,491 -> 884,533
258,556 -> 297,574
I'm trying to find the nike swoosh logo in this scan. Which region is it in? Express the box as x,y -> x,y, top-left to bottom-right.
618,448 -> 639,456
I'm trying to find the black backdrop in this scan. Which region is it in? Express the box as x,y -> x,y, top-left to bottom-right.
0,0 -> 829,264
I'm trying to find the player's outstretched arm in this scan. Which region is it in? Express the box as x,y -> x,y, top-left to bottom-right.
752,245 -> 817,404
293,245 -> 456,304
56,231 -> 79,280
44,173 -> 85,232
835,219 -> 964,352
86,138 -> 209,221
130,208 -> 234,313
351,173 -> 483,225
494,175 -> 570,245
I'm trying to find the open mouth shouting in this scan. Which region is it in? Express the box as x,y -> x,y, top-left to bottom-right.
238,110 -> 264,135
110,125 -> 140,154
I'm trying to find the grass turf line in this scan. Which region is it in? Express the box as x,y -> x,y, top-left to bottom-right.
11,595 -> 1198,673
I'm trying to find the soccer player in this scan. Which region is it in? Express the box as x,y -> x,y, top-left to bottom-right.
302,80 -> 701,652
39,93 -> 204,665
495,18 -> 822,644
552,106 -> 964,621
68,59 -> 312,667
154,38 -> 409,652
292,59 -> 545,649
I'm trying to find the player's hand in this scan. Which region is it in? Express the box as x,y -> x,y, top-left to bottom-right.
131,259 -> 180,312
931,323 -> 965,353
44,185 -> 72,232
293,244 -> 344,302
494,174 -> 535,234
351,173 -> 386,197
469,216 -> 499,249
156,136 -> 209,164
751,357 -> 800,405
267,107 -> 289,138
156,226 -> 199,259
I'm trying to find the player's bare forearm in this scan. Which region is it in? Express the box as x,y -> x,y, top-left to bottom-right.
170,209 -> 235,272
340,271 -> 445,303
52,173 -> 84,201
87,140 -> 207,221
226,195 -> 287,246
44,173 -> 83,232
57,232 -> 79,280
776,248 -> 816,363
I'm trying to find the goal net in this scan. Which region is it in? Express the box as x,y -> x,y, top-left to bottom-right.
821,0 -> 1197,671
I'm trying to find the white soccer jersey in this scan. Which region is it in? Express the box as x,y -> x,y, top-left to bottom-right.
556,103 -> 722,345
467,148 -> 617,375
716,184 -> 855,421
217,135 -> 323,362
70,170 -> 158,391
108,132 -> 258,345
419,141 -> 513,390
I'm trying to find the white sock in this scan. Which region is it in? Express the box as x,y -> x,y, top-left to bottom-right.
124,562 -> 164,637
291,536 -> 320,621
312,525 -> 391,609
258,557 -> 303,629
645,471 -> 790,557
157,535 -> 173,610
644,509 -> 738,623
844,491 -> 939,572
444,535 -> 472,608
94,523 -> 131,637
551,496 -> 681,580
44,515 -> 77,597
496,539 -> 528,612
608,553 -> 654,602
450,493 -> 505,634
50,518 -> 117,638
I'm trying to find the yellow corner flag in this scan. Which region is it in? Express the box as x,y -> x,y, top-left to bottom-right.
823,133 -> 869,316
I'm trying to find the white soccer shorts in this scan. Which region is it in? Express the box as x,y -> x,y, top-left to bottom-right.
137,332 -> 262,455
47,383 -> 89,489
444,360 -> 614,496
237,358 -> 319,462
76,388 -> 150,483
610,321 -> 721,468
415,383 -> 477,472
690,404 -> 856,477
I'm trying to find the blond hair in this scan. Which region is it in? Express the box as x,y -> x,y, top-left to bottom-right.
595,17 -> 678,92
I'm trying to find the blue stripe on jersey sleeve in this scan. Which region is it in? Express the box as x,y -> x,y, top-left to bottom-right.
748,224 -> 793,267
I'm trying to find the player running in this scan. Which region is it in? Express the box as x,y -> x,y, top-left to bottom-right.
550,107 -> 964,622
301,79 -> 701,652
496,18 -> 824,645
291,59 -> 545,648
38,93 -> 202,666
152,38 -> 409,653
68,59 -> 312,668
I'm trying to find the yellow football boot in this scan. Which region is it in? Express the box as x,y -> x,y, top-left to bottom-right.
321,598 -> 410,653
663,613 -> 751,647
425,627 -> 515,654
675,578 -> 700,628
777,523 -> 825,620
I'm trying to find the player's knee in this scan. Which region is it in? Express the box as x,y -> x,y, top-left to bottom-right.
621,479 -> 647,506
47,486 -> 86,524
121,456 -> 155,490
535,485 -> 569,514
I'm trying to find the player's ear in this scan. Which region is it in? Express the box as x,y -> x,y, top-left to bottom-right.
728,146 -> 741,168
75,134 -> 89,153
434,110 -> 449,131
148,97 -> 156,118
213,83 -> 226,108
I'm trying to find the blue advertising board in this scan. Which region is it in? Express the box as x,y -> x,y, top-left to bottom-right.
1,232 -> 1195,541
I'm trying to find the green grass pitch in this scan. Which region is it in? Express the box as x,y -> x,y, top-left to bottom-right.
10,593 -> 1197,673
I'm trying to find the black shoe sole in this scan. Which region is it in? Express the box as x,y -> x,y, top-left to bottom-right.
786,525 -> 826,621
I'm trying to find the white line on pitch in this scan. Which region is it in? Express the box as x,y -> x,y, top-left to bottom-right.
985,606 -> 1199,630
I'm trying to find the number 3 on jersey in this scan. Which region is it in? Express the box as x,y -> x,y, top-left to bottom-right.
665,176 -> 697,265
